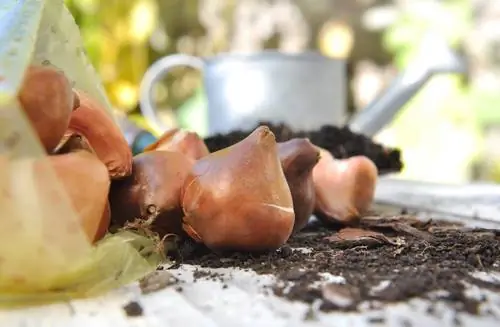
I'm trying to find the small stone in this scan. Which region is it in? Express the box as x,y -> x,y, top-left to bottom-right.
279,245 -> 293,258
321,283 -> 360,309
139,271 -> 178,294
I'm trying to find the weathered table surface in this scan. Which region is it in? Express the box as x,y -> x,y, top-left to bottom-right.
375,177 -> 500,227
2,178 -> 500,327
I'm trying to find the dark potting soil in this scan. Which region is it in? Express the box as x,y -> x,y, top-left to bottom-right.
177,216 -> 500,315
203,122 -> 403,174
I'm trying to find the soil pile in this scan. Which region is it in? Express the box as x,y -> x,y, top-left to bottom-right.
203,122 -> 403,174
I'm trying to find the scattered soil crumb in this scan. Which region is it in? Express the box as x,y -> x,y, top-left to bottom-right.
180,214 -> 500,314
123,301 -> 143,317
192,268 -> 225,282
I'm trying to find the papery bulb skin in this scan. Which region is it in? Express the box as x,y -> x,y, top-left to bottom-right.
54,132 -> 95,155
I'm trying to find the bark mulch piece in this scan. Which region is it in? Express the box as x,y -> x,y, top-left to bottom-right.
179,215 -> 500,315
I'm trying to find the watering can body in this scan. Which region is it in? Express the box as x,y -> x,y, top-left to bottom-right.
140,51 -> 347,136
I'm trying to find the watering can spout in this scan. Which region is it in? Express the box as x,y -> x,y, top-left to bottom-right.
348,33 -> 467,138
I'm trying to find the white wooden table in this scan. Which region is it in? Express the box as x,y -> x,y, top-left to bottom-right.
1,265 -> 499,327
2,179 -> 500,327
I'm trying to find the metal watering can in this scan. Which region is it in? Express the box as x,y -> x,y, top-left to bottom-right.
123,34 -> 500,222
137,34 -> 466,139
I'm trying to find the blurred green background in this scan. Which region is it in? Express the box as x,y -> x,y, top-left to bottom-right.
65,0 -> 500,184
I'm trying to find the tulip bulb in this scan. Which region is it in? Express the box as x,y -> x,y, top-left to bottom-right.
48,151 -> 111,243
313,148 -> 378,225
181,126 -> 295,252
278,138 -> 320,232
18,65 -> 79,152
144,128 -> 209,162
108,151 -> 193,237
68,90 -> 132,179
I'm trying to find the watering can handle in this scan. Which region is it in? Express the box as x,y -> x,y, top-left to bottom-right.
139,54 -> 204,132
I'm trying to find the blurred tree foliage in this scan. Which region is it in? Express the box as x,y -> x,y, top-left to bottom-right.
380,0 -> 484,183
380,0 -> 500,183
65,0 -> 159,112
65,0 -> 312,132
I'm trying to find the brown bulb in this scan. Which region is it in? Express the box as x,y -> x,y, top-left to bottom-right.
278,138 -> 320,233
181,125 -> 295,252
54,132 -> 112,241
18,65 -> 77,152
108,151 -> 193,237
144,128 -> 209,162
313,148 -> 378,225
45,151 -> 111,243
68,90 -> 132,179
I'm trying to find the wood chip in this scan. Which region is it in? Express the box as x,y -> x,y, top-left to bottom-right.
392,223 -> 433,241
360,215 -> 437,240
324,228 -> 398,247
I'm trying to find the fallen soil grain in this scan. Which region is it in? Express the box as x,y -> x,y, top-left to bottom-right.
123,301 -> 144,317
